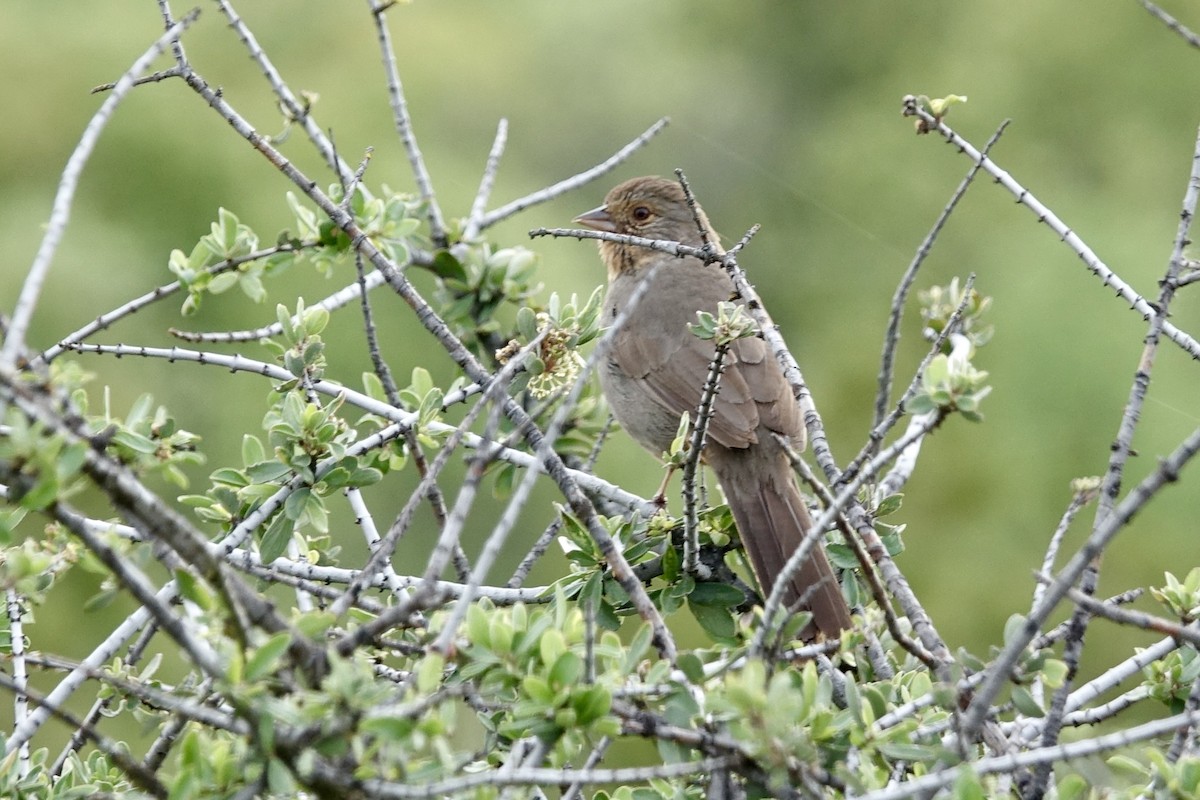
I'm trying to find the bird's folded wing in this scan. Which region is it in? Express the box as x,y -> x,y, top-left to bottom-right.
613,308 -> 805,450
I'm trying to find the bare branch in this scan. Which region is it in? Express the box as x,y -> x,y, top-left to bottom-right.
369,0 -> 448,246
1137,0 -> 1200,49
872,122 -> 1005,432
901,95 -> 1200,361
483,117 -> 670,229
1,10 -> 200,370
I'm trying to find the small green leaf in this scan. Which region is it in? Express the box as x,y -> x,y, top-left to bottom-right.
217,207 -> 240,251
573,685 -> 611,725
516,305 -> 538,341
623,623 -> 652,673
240,272 -> 266,303
1054,774 -> 1089,800
245,632 -> 292,682
174,569 -> 214,612
284,487 -> 311,521
951,767 -> 986,800
1002,614 -> 1029,646
1040,658 -> 1069,689
689,601 -> 736,641
429,250 -> 467,282
417,652 -> 445,694
111,429 -> 158,455
1107,754 -> 1149,777
549,651 -> 583,688
689,582 -> 744,607
677,653 -> 705,684
927,94 -> 968,118
877,742 -> 939,762
242,435 -> 266,466
259,512 -> 292,564
294,610 -> 336,638
875,493 -> 903,516
1011,686 -> 1045,718
208,271 -> 240,295
522,674 -> 554,704
247,460 -> 291,483
211,467 -> 249,487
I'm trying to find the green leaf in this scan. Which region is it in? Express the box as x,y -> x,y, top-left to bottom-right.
429,250 -> 467,282
217,207 -> 240,251
240,272 -> 266,303
247,460 -> 291,484
623,623 -> 652,673
549,651 -> 583,688
242,435 -> 266,466
174,569 -> 214,612
660,536 -> 681,583
1040,658 -> 1069,689
56,440 -> 88,482
266,757 -> 295,794
294,611 -> 336,638
466,603 -> 490,649
347,466 -> 383,487
906,394 -> 935,415
927,93 -> 968,118
1002,614 -> 1029,646
245,632 -> 292,683
19,477 -> 59,510
1011,685 -> 1045,718
877,742 -> 939,762
951,767 -> 985,800
826,543 -> 857,570
83,586 -> 118,613
573,685 -> 611,725
303,306 -> 329,335
208,271 -> 240,295
259,512 -> 292,564
417,652 -> 445,694
656,737 -> 691,766
844,670 -> 862,722
410,367 -> 433,398
677,652 -> 705,684
361,715 -> 413,741
662,685 -> 700,728
284,486 -> 311,521
522,674 -> 554,704
688,582 -> 744,607
1107,754 -> 1149,777
540,628 -> 566,667
689,600 -> 736,641
842,570 -> 864,607
1054,774 -> 1089,800
516,305 -> 538,341
126,393 -> 155,424
211,467 -> 249,487
111,429 -> 158,455
595,600 -> 620,631
277,303 -> 296,342
875,492 -> 903,516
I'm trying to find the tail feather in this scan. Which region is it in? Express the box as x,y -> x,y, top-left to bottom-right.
709,439 -> 852,640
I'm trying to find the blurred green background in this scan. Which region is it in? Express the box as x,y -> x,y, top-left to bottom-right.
3,0 -> 1199,745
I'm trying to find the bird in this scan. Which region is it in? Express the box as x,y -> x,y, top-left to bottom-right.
574,176 -> 852,640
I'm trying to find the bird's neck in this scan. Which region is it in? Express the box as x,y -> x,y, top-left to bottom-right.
599,240 -> 643,282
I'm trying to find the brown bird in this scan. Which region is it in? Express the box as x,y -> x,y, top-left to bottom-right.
575,176 -> 852,640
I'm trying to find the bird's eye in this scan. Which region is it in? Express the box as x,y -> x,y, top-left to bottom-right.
631,205 -> 652,222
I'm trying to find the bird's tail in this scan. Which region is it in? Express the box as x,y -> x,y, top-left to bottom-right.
708,439 -> 852,640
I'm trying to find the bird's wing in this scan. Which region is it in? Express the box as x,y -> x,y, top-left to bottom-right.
609,260 -> 802,449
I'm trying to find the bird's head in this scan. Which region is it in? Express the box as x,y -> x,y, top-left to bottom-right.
575,176 -> 718,279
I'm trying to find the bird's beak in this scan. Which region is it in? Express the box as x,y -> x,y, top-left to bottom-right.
573,205 -> 617,233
